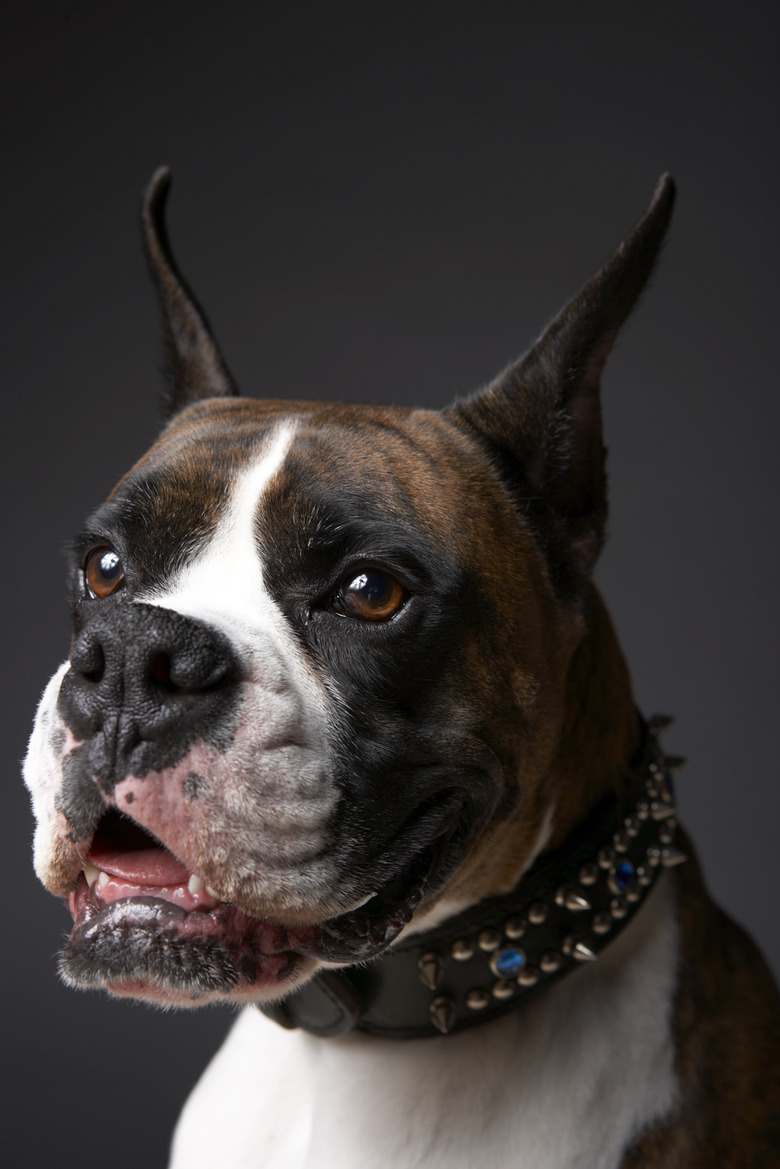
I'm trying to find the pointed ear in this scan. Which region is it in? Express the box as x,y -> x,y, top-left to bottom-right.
141,168 -> 239,417
446,175 -> 675,597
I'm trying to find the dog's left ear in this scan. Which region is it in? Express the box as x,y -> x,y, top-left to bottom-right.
141,168 -> 239,417
447,175 -> 675,595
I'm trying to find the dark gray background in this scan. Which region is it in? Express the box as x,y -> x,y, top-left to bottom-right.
3,2 -> 778,1165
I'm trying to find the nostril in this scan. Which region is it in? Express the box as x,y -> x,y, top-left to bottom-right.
148,649 -> 233,693
71,636 -> 105,684
196,657 -> 235,690
168,653 -> 235,692
149,651 -> 172,688
86,650 -> 105,684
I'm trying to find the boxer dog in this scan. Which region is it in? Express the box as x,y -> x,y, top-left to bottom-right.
24,171 -> 780,1168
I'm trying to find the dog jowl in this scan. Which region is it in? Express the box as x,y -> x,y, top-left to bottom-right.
24,172 -> 780,1164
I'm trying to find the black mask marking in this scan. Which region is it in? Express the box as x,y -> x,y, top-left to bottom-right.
56,602 -> 241,840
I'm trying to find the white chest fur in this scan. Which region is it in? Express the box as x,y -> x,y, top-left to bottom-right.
170,877 -> 678,1169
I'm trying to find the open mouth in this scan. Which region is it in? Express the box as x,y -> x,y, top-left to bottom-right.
62,811 -> 298,1003
61,808 -> 442,1004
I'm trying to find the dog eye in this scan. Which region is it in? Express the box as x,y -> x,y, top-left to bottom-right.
334,570 -> 407,621
84,546 -> 125,599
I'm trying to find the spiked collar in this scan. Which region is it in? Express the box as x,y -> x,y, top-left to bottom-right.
261,714 -> 686,1040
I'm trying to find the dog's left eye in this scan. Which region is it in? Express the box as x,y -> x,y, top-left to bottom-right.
84,546 -> 125,599
334,570 -> 407,621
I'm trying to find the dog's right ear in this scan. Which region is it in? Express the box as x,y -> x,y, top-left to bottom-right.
141,168 -> 239,417
446,176 -> 675,601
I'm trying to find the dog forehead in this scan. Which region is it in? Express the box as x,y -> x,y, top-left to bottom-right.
108,397 -> 506,554
260,407 -> 495,544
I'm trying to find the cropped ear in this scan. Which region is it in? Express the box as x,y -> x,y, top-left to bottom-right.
446,175 -> 675,598
141,168 -> 239,417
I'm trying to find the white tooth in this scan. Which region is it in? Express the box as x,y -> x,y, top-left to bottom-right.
206,886 -> 219,899
83,860 -> 100,888
188,874 -> 205,895
97,870 -> 109,889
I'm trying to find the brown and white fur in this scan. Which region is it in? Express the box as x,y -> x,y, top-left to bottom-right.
24,171 -> 780,1167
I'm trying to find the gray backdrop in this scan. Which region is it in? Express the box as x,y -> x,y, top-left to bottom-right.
3,2 -> 778,1165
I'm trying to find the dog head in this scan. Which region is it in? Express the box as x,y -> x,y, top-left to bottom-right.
24,170 -> 674,1007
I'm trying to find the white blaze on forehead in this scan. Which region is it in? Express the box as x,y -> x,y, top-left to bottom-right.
140,422 -> 326,719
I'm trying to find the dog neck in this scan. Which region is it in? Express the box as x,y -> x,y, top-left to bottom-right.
549,587 -> 640,846
421,583 -> 642,922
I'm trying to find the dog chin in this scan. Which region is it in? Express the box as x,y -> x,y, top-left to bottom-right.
59,886 -> 308,1007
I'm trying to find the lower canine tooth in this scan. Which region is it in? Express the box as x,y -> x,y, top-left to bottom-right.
206,886 -> 219,899
83,860 -> 100,888
97,871 -> 109,889
188,874 -> 205,895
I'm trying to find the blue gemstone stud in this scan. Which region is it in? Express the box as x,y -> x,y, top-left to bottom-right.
609,859 -> 636,894
490,947 -> 526,979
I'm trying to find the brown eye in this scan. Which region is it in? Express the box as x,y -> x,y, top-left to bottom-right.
336,570 -> 406,621
85,546 -> 124,598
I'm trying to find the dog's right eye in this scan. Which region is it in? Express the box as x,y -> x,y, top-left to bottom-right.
333,569 -> 407,621
84,546 -> 125,599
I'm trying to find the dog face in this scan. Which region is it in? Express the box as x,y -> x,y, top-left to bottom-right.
24,171 -> 674,1008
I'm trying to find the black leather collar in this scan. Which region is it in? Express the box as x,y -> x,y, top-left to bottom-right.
261,715 -> 686,1040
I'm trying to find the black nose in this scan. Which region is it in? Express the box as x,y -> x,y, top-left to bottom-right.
58,602 -> 240,792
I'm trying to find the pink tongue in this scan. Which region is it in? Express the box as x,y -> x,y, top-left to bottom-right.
88,846 -> 191,886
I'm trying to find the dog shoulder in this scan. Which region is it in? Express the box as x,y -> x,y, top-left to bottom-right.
623,839 -> 780,1167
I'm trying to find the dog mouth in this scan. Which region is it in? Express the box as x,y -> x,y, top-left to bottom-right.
60,809 -> 442,1004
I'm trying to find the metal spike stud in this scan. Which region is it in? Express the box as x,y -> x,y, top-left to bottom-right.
465,988 -> 490,1011
661,846 -> 688,868
418,952 -> 443,990
651,801 -> 676,821
430,996 -> 456,1034
572,941 -> 598,962
555,887 -> 591,912
478,928 -> 502,952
